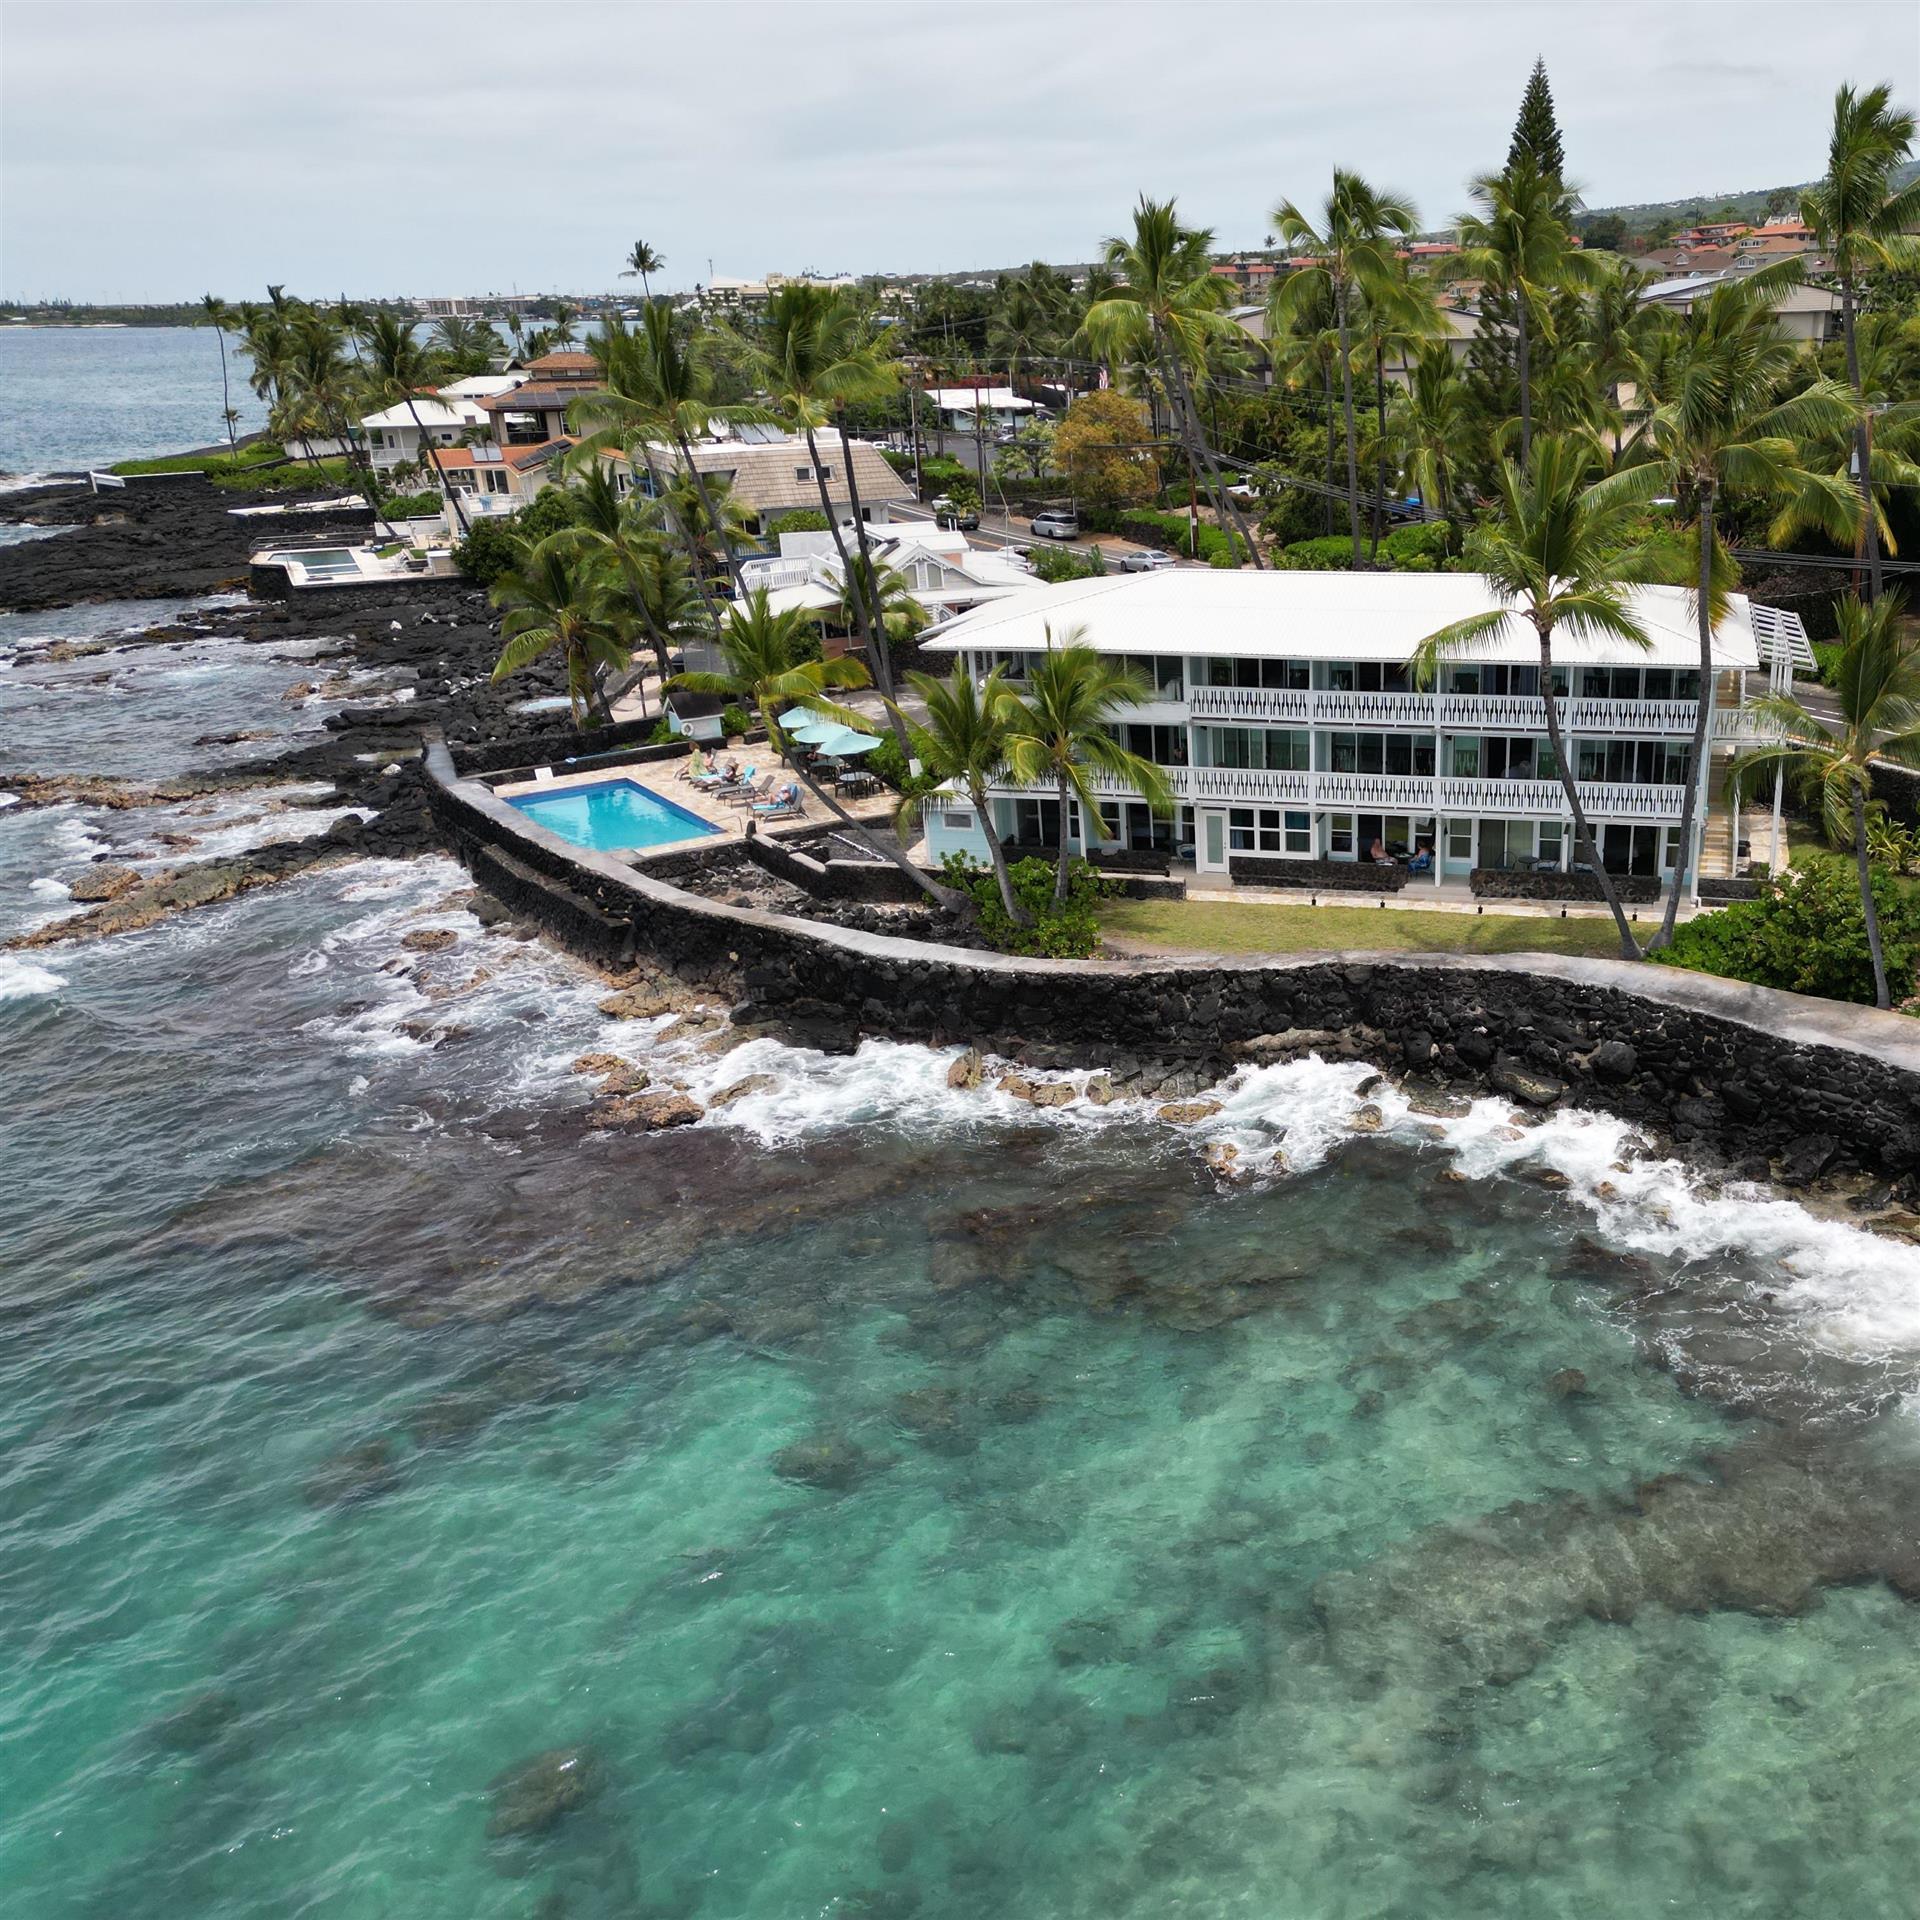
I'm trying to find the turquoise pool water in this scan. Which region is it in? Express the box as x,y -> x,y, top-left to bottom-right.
505,777 -> 718,852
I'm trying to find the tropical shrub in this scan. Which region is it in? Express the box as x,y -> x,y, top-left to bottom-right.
454,517 -> 524,587
648,717 -> 677,744
1027,542 -> 1106,584
1654,855 -> 1920,1005
866,735 -> 937,806
1118,509 -> 1248,567
515,487 -> 580,542
940,852 -> 1107,958
1275,522 -> 1456,572
376,491 -> 443,520
720,704 -> 755,740
766,509 -> 829,537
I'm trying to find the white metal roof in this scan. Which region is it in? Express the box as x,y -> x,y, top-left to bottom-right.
917,570 -> 1762,671
925,386 -> 1035,413
357,396 -> 489,431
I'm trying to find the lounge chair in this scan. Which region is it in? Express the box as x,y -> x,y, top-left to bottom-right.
752,784 -> 804,820
723,774 -> 775,808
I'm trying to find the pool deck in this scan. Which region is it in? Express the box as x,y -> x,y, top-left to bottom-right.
490,757 -> 901,857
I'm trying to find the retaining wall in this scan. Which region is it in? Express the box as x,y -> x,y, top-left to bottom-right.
424,741 -> 1920,1191
1471,868 -> 1663,904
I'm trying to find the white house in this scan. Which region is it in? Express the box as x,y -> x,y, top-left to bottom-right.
741,524 -> 1034,626
603,434 -> 917,538
360,395 -> 492,472
917,570 -> 1802,890
925,386 -> 1038,432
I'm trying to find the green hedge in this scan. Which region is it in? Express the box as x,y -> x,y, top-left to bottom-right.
1274,522 -> 1455,572
766,509 -> 829,537
1117,509 -> 1248,568
1654,855 -> 1920,1006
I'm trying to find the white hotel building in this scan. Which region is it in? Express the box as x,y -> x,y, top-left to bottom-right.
916,572 -> 1804,889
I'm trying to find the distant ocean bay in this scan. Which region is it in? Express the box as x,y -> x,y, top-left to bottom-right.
0,326 -> 269,480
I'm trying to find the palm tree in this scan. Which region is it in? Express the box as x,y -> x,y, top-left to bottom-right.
1408,436 -> 1656,961
356,310 -> 470,535
1453,157 -> 1602,467
1271,171 -> 1420,567
620,241 -> 666,301
1590,268 -> 1861,949
1800,82 -> 1920,603
1732,592 -> 1920,1008
668,589 -> 968,911
548,301 -> 580,350
753,284 -> 909,744
1579,257 -> 1667,454
998,627 -> 1176,903
1267,272 -> 1346,536
490,535 -> 630,727
200,295 -> 238,456
891,665 -> 1031,924
1385,341 -> 1474,551
562,462 -> 686,701
834,553 -> 923,649
1082,197 -> 1264,565
584,301 -> 756,593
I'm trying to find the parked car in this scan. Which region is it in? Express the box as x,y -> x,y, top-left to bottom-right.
1118,548 -> 1176,573
1030,509 -> 1079,540
936,503 -> 980,531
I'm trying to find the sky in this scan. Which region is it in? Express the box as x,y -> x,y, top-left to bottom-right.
3,0 -> 1917,302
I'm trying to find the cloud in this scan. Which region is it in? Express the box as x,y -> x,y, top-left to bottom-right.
2,0 -> 1914,300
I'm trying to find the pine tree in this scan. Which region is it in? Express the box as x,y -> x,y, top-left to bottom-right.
1465,58 -> 1575,480
1509,58 -> 1565,179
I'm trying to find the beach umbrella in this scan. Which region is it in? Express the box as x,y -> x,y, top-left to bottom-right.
820,728 -> 882,756
777,706 -> 819,728
788,720 -> 842,744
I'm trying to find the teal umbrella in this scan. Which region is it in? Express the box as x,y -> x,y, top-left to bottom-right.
777,706 -> 819,728
789,720 -> 841,744
820,728 -> 882,756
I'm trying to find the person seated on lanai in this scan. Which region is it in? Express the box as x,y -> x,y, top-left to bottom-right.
1370,836 -> 1396,865
1407,841 -> 1434,874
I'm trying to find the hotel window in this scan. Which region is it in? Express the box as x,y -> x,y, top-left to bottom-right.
1447,819 -> 1475,863
1227,807 -> 1311,855
1538,821 -> 1565,867
1329,813 -> 1355,857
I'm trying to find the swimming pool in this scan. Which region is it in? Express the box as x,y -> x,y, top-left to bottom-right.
504,777 -> 720,852
264,547 -> 364,581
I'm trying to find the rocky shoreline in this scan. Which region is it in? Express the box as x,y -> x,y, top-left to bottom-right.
2,473 -> 583,939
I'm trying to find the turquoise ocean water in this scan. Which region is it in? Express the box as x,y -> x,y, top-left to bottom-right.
5,596 -> 1920,1919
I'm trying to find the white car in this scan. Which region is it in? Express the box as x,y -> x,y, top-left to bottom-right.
1030,509 -> 1079,540
1119,548 -> 1176,573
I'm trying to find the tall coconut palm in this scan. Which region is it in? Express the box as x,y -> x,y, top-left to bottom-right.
668,588 -> 968,911
1408,435 -> 1656,961
1800,81 -> 1920,602
1384,340 -> 1474,551
890,665 -> 1031,924
490,535 -> 629,727
356,310 -> 470,535
1731,592 -> 1920,1008
998,627 -> 1176,902
548,301 -> 581,349
583,301 -> 757,593
561,462 -> 685,700
752,284 -> 910,744
1271,170 -> 1419,567
1579,257 -> 1667,454
620,241 -> 666,301
200,295 -> 238,456
1082,197 -> 1264,565
1590,267 -> 1861,949
1453,157 -> 1602,467
1267,271 -> 1346,536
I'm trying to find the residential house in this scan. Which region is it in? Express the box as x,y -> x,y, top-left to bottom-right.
361,395 -> 493,473
740,524 -> 1034,647
433,439 -> 574,521
1639,272 -> 1842,345
916,570 -> 1804,890
605,433 -> 917,539
925,385 -> 1039,433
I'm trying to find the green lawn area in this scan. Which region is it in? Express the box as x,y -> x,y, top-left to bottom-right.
1099,896 -> 1628,958
109,443 -> 356,494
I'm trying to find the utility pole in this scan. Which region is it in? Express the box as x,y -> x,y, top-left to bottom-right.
907,378 -> 923,495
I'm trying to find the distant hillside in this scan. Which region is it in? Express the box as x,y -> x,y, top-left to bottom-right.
1582,160 -> 1919,228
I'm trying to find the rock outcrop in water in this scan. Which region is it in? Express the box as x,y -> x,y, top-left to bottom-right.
484,1744 -> 605,1838
1313,1442 -> 1920,1693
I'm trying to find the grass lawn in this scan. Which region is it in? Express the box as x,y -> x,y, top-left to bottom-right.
110,443 -> 356,494
1099,896 -> 1629,958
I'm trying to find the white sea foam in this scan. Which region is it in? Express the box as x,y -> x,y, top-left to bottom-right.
28,877 -> 70,899
0,956 -> 66,1002
0,793 -> 19,810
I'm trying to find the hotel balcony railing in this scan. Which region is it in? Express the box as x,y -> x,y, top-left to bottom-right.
999,765 -> 1687,819
1184,685 -> 1713,736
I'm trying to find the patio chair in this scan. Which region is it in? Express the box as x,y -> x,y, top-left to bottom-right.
752,784 -> 804,820
723,774 -> 774,808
